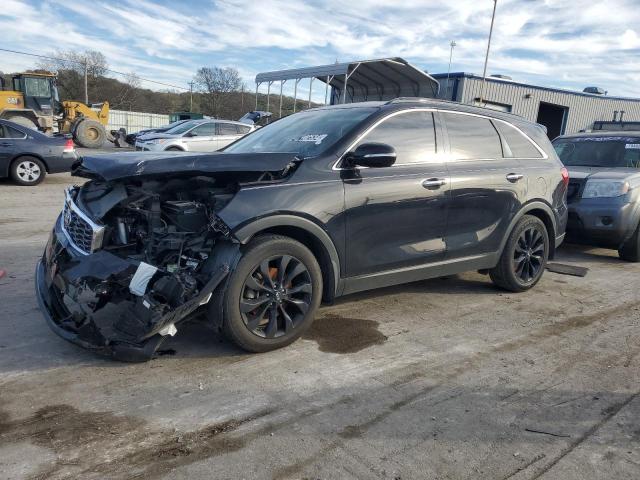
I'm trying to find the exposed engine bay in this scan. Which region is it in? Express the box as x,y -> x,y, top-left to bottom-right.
36,152 -> 299,361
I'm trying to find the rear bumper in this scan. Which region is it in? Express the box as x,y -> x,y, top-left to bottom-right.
48,151 -> 79,174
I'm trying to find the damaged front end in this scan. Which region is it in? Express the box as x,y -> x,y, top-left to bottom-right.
35,152 -> 298,361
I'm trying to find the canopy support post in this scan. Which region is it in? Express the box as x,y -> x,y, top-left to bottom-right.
279,80 -> 285,118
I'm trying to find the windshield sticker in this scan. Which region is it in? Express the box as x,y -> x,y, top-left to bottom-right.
573,137 -> 638,143
294,134 -> 328,145
625,144 -> 640,149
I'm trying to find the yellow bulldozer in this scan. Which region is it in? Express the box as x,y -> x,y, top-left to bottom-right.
0,72 -> 112,148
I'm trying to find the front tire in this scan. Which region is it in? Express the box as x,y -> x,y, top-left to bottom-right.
490,215 -> 549,292
220,235 -> 322,352
618,224 -> 640,262
74,119 -> 106,148
10,156 -> 46,186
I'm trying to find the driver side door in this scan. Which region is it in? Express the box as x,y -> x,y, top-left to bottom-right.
342,110 -> 450,282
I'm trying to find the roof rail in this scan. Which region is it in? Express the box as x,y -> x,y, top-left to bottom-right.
386,97 -> 433,104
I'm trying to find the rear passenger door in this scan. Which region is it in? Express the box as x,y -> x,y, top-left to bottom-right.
216,122 -> 242,150
0,124 -> 19,177
440,111 -> 527,259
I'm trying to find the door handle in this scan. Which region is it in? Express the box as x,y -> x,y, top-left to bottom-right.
506,173 -> 524,183
422,178 -> 447,189
0,142 -> 12,147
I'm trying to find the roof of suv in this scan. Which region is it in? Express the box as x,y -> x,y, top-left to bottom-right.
308,97 -> 541,129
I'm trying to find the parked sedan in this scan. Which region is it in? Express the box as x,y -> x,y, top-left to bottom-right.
36,99 -> 567,361
0,119 -> 77,186
553,132 -> 640,261
124,120 -> 191,146
135,119 -> 255,152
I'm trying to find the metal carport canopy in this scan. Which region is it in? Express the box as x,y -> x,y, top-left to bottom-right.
255,57 -> 440,113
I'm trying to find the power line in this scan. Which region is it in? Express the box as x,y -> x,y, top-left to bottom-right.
0,47 -> 190,91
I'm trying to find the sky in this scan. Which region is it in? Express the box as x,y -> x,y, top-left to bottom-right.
2,0 -> 640,102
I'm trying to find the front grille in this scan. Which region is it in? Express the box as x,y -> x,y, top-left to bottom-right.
61,189 -> 104,255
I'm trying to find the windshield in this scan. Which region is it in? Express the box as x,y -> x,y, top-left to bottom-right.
165,121 -> 199,135
554,137 -> 640,168
224,107 -> 378,157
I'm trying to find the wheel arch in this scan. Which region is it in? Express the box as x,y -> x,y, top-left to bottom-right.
500,201 -> 558,259
233,215 -> 341,302
10,153 -> 50,174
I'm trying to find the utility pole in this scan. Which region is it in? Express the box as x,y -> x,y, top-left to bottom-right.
446,40 -> 457,99
479,0 -> 498,107
84,60 -> 89,105
188,81 -> 194,112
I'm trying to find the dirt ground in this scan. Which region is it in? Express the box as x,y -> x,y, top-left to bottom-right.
0,169 -> 638,480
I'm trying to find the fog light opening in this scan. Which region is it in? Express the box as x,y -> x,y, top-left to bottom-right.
601,216 -> 613,226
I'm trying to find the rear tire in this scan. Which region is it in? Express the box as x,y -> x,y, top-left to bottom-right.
6,115 -> 38,130
618,224 -> 640,262
219,234 -> 322,353
10,156 -> 46,186
490,215 -> 549,292
74,119 -> 106,148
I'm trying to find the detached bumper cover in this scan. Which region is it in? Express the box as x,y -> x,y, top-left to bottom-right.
35,217 -> 232,362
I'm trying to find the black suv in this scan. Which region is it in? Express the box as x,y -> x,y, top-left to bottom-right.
36,99 -> 568,361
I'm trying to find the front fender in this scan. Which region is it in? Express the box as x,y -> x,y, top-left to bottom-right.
232,214 -> 341,297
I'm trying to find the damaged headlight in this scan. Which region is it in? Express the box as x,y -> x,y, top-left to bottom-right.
582,180 -> 629,198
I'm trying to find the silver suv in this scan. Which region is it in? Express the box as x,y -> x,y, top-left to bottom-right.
135,119 -> 255,152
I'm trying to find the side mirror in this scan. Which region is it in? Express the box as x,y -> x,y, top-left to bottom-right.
184,131 -> 196,137
345,143 -> 396,168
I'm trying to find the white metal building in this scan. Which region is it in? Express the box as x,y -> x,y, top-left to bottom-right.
434,72 -> 640,139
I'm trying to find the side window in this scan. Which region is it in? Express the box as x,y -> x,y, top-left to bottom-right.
495,121 -> 543,158
355,111 -> 437,165
237,125 -> 252,134
218,123 -> 239,135
190,123 -> 216,136
2,125 -> 25,139
443,113 -> 503,159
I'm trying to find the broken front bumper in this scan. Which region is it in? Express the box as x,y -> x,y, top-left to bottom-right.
35,215 -> 231,362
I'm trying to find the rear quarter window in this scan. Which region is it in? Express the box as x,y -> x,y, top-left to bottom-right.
495,122 -> 543,158
442,112 -> 503,160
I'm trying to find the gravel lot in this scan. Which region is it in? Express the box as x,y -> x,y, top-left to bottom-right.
0,167 -> 639,480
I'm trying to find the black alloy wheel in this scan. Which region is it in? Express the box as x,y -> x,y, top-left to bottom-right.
240,255 -> 313,339
489,214 -> 549,292
513,226 -> 545,283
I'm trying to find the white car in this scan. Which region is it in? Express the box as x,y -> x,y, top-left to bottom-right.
135,119 -> 255,152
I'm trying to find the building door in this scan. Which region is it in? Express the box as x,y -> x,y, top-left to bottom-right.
536,102 -> 568,140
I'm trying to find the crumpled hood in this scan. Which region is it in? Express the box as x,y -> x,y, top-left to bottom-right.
136,132 -> 178,142
567,166 -> 640,181
72,151 -> 299,181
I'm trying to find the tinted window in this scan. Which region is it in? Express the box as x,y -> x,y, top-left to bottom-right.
218,123 -> 239,135
190,123 -> 216,136
225,107 -> 378,157
0,125 -> 26,139
443,113 -> 503,159
553,137 -> 640,168
355,111 -> 437,164
495,122 -> 542,158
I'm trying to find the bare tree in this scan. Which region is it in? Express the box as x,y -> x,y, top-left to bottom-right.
37,50 -> 108,103
194,66 -> 242,118
111,73 -> 141,111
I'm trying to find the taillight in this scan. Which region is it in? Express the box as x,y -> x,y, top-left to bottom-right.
561,167 -> 569,187
63,139 -> 75,152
